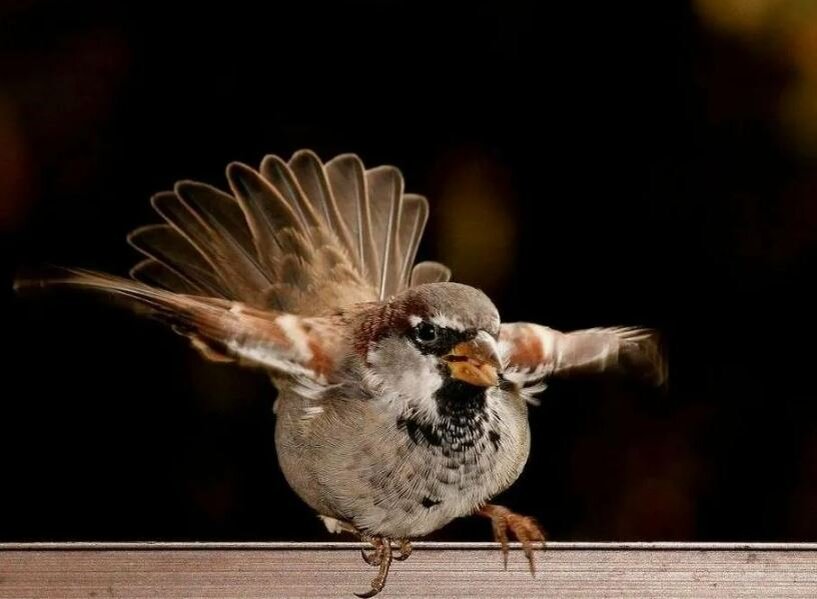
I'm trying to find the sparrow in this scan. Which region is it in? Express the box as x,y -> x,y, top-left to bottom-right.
16,150 -> 666,597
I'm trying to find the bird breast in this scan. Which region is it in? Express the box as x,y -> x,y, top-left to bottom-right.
274,386 -> 531,540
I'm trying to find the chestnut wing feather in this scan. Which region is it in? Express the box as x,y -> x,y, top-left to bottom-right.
17,269 -> 344,381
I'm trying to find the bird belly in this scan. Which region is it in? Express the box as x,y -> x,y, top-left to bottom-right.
274,388 -> 530,540
351,423 -> 530,539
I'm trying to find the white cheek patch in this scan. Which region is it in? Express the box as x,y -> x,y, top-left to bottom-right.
367,337 -> 443,416
396,353 -> 442,409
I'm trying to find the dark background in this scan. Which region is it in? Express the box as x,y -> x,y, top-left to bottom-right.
3,0 -> 817,542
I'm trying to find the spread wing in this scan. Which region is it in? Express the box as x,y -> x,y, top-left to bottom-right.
16,269 -> 345,382
500,323 -> 667,387
17,149 -> 454,367
127,150 -> 450,316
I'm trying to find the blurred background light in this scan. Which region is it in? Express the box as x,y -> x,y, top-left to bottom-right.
435,149 -> 517,296
695,0 -> 817,155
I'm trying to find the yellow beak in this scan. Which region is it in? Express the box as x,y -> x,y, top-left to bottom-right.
443,331 -> 501,388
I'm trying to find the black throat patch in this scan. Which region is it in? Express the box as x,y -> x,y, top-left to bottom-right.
434,377 -> 487,419
397,379 -> 488,454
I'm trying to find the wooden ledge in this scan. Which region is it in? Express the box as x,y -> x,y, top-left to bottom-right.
2,542 -> 817,598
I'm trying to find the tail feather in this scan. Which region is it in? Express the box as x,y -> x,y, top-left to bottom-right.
226,161 -> 304,273
288,150 -> 347,243
397,194 -> 429,290
21,150 -> 451,316
129,259 -> 203,296
324,153 -> 378,284
151,186 -> 269,303
127,224 -> 228,297
260,154 -> 323,233
365,165 -> 403,298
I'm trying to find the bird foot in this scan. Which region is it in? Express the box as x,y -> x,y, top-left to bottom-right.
360,538 -> 412,566
356,537 -> 409,597
477,504 -> 546,576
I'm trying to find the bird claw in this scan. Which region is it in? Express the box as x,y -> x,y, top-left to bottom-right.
355,536 -> 394,597
360,547 -> 381,566
392,539 -> 412,561
478,504 -> 546,576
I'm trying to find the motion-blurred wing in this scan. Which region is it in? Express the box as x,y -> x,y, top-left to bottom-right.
500,323 -> 666,386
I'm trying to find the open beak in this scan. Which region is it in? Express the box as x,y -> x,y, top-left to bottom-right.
443,330 -> 502,388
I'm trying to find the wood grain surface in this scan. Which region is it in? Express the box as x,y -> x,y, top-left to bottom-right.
2,542 -> 817,598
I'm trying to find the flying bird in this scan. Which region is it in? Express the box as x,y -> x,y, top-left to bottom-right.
16,151 -> 666,597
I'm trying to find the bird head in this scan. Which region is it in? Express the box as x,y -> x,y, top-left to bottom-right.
354,282 -> 503,421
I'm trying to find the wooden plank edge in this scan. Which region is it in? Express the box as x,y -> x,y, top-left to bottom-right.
2,541 -> 817,551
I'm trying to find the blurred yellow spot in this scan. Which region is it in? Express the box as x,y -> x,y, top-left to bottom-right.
780,77 -> 817,155
693,0 -> 782,36
785,18 -> 817,73
435,151 -> 517,294
695,0 -> 817,156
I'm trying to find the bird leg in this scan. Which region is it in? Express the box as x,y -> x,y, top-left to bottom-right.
355,536 -> 393,598
477,504 -> 546,575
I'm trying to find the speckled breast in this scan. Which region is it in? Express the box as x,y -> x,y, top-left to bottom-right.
337,388 -> 530,539
274,386 -> 531,540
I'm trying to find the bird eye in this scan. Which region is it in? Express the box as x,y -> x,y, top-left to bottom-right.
414,322 -> 438,344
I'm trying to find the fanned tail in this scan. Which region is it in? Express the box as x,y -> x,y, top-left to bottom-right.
119,150 -> 448,315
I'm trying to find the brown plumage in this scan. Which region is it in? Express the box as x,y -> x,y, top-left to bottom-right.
15,150 -> 666,597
